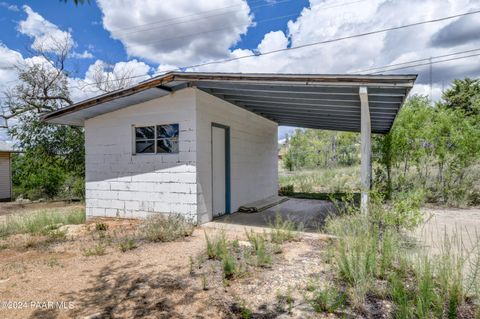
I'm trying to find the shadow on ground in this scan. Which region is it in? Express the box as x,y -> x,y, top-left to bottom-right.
30,260 -> 196,318
29,259 -> 281,319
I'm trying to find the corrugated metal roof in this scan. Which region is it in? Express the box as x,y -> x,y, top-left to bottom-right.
43,72 -> 417,134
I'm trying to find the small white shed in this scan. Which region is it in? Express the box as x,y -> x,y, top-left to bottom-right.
43,72 -> 415,223
0,141 -> 14,202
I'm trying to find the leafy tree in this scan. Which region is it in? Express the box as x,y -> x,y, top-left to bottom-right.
282,129 -> 360,170
375,90 -> 480,205
440,78 -> 480,116
0,36 -> 83,199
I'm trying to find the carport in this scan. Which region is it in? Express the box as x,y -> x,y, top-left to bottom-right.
44,72 -> 416,219
183,73 -> 417,213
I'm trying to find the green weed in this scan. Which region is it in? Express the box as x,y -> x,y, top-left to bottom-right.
222,251 -> 237,279
141,214 -> 194,242
309,284 -> 346,313
269,213 -> 299,244
95,222 -> 109,232
84,243 -> 106,256
245,230 -> 271,266
118,236 -> 136,252
205,231 -> 228,260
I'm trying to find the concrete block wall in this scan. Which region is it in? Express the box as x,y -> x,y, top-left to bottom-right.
84,88 -> 198,222
195,89 -> 278,224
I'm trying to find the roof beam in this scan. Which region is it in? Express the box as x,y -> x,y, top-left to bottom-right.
193,78 -> 415,88
197,82 -> 409,95
225,99 -> 400,111
275,119 -> 389,133
245,107 -> 395,119
233,102 -> 398,113
278,122 -> 388,134
269,116 -> 391,127
210,91 -> 403,104
240,104 -> 398,115
213,91 -> 402,104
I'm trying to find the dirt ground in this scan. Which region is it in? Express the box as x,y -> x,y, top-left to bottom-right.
0,218 -> 330,319
1,203 -> 479,318
416,206 -> 480,254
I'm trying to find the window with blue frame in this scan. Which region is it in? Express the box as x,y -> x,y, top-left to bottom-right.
134,124 -> 179,154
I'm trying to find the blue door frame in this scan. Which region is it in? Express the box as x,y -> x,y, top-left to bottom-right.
211,123 -> 231,215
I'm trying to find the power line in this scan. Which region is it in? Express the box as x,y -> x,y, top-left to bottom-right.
108,0 -> 291,34
77,9 -> 480,88
5,51 -> 480,101
368,52 -> 480,74
354,48 -> 480,73
115,0 -> 365,37
122,0 -> 366,48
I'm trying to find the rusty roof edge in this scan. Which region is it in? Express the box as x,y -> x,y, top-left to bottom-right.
172,72 -> 418,84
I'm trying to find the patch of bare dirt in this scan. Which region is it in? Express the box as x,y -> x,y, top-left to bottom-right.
0,219 -> 332,319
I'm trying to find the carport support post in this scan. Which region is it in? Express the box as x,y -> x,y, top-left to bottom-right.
359,86 -> 371,215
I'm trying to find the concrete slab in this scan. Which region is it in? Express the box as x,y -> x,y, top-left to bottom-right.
201,221 -> 336,241
214,198 -> 337,231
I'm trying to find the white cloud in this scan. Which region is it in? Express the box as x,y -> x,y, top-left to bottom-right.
1,7 -> 153,141
0,2 -> 19,12
0,44 -> 23,92
97,0 -> 253,65
69,59 -> 152,102
71,50 -> 94,59
257,31 -> 288,54
4,0 -> 480,141
188,0 -> 479,89
18,5 -> 74,53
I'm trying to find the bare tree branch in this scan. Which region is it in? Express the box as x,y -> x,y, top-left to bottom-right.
0,34 -> 73,129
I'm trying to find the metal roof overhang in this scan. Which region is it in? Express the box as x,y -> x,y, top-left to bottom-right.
43,72 -> 417,134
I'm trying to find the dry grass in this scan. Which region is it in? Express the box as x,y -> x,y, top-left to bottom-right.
0,207 -> 85,238
279,166 -> 360,193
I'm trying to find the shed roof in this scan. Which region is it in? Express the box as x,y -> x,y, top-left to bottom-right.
43,72 -> 416,134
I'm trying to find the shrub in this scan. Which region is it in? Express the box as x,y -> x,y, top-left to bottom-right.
255,237 -> 272,266
118,236 -> 136,252
222,251 -> 237,279
415,257 -> 440,319
245,230 -> 272,266
276,288 -> 294,314
205,231 -> 228,260
269,214 -> 299,244
309,284 -> 346,313
389,273 -> 412,319
95,222 -> 109,232
278,185 -> 294,196
141,214 -> 194,242
326,192 -> 480,317
84,243 -> 106,256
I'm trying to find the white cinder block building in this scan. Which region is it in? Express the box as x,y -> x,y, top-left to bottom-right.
44,72 -> 415,223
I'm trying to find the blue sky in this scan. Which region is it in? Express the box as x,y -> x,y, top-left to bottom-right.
1,0 -> 479,142
0,0 -> 307,82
